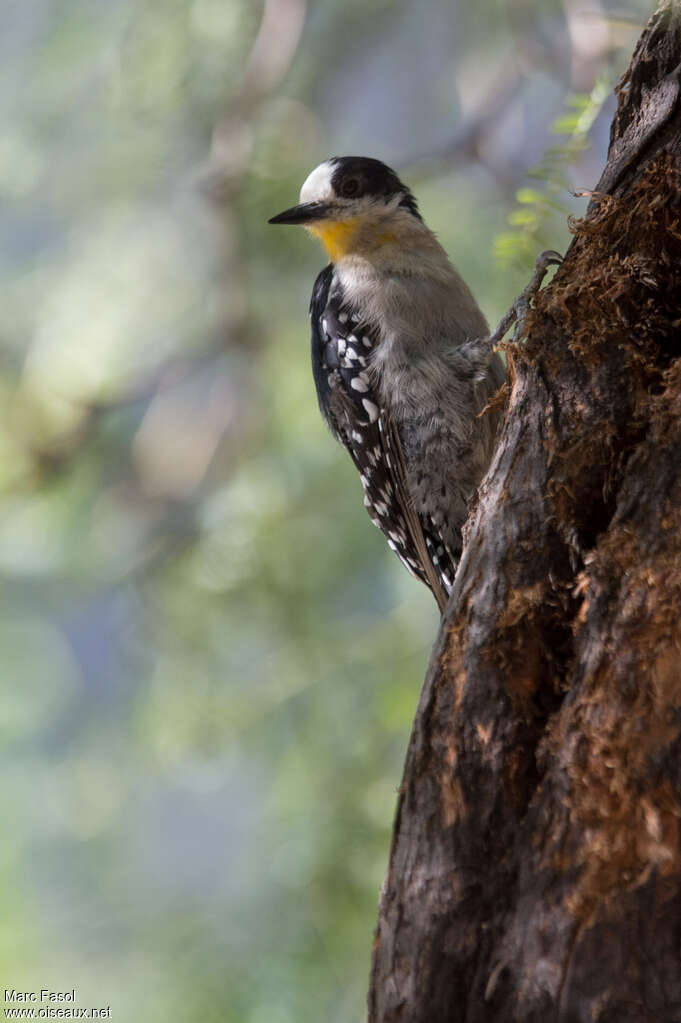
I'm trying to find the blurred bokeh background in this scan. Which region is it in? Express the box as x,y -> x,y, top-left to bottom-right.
1,1 -> 648,1020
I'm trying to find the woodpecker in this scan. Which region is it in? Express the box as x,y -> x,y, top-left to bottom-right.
269,156 -> 505,611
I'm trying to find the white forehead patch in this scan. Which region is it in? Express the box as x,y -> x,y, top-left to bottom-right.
300,160 -> 336,204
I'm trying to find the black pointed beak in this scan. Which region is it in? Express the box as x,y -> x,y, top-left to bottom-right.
268,201 -> 333,225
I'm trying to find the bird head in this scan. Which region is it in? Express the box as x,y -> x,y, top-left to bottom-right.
268,156 -> 421,262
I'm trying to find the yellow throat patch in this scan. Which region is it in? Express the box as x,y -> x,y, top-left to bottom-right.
306,218 -> 361,262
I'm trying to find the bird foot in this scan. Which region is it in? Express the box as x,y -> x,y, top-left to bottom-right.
488,249 -> 563,347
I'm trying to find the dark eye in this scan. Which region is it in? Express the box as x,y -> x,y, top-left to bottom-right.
341,177 -> 360,198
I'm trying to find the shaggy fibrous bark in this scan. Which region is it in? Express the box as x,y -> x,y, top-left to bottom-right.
369,5 -> 681,1021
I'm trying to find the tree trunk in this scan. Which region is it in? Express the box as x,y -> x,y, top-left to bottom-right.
369,5 -> 681,1021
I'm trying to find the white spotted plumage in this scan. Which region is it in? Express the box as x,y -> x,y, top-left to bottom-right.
309,263 -> 459,604
362,399 -> 379,422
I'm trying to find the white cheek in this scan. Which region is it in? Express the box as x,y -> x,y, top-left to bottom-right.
300,160 -> 336,204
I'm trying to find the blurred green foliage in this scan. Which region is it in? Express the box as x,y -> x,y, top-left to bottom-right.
494,77 -> 612,267
0,1 -> 646,1020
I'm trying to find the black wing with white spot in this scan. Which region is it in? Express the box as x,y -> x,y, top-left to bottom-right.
309,265 -> 455,610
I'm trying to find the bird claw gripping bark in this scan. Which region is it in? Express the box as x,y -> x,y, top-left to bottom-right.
488,249 -> 563,347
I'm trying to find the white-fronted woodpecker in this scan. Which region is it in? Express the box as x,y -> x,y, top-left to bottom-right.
269,156 -> 505,612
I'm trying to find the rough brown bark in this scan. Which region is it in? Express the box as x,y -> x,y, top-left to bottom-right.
369,5 -> 681,1022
